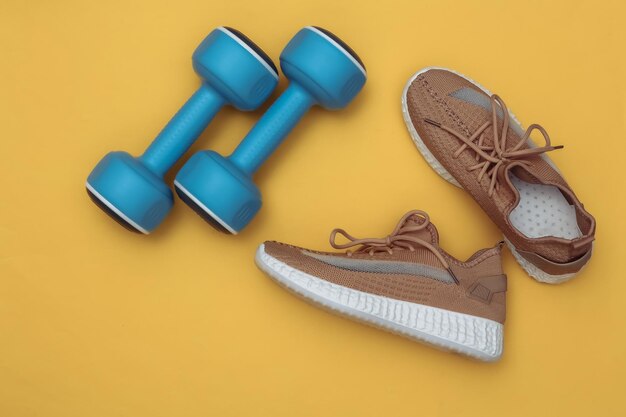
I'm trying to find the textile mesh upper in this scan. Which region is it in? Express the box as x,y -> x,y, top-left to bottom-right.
263,217 -> 507,323
404,69 -> 595,267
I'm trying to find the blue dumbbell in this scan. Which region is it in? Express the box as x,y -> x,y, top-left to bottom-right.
174,26 -> 366,234
86,27 -> 279,234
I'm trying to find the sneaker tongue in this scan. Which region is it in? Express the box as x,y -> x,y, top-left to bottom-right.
403,215 -> 440,245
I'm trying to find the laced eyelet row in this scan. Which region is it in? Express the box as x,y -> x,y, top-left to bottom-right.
425,94 -> 563,197
329,210 -> 459,284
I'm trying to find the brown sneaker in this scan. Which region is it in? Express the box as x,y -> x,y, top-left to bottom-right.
255,210 -> 507,361
402,68 -> 596,284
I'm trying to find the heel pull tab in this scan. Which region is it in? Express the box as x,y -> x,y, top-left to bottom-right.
516,246 -> 593,276
572,235 -> 595,250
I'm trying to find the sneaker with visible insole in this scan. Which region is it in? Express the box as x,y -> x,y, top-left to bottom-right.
255,210 -> 507,361
402,67 -> 596,284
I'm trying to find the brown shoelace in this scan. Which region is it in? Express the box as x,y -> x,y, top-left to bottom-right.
329,210 -> 459,284
425,94 -> 563,196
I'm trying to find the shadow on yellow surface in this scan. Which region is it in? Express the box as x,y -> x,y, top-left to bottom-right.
0,1 -> 624,416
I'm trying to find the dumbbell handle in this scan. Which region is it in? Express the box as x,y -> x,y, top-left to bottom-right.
229,83 -> 315,175
139,84 -> 226,177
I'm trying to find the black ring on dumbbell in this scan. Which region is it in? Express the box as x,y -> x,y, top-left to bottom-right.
223,26 -> 279,76
312,26 -> 365,71
87,188 -> 142,233
174,185 -> 233,234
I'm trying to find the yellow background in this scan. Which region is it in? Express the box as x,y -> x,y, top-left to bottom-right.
1,0 -> 625,416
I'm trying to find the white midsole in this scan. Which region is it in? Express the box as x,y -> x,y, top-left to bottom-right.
255,244 -> 504,362
400,66 -> 575,283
